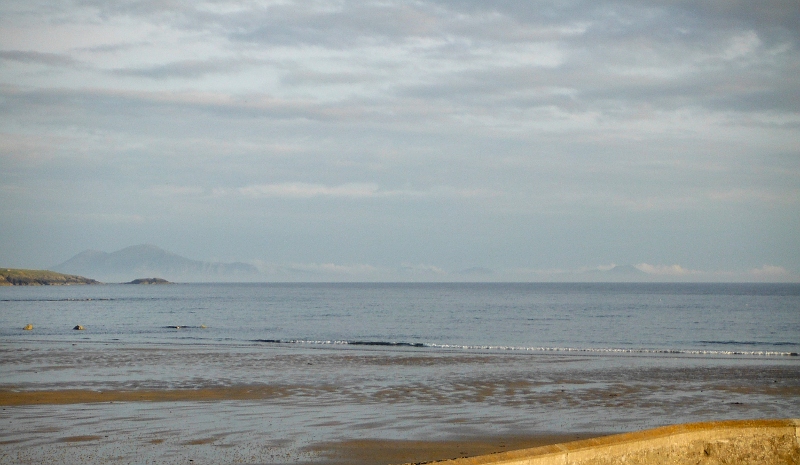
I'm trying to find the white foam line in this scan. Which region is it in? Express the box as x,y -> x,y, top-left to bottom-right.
263,339 -> 797,356
427,344 -> 797,356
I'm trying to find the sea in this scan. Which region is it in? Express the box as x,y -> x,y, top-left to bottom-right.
1,282 -> 799,465
1,282 -> 798,355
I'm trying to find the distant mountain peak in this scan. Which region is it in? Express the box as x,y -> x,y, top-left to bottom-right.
120,244 -> 157,251
121,244 -> 179,254
53,244 -> 260,283
607,264 -> 646,274
579,264 -> 649,282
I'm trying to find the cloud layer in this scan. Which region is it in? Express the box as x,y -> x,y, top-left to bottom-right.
1,0 -> 798,280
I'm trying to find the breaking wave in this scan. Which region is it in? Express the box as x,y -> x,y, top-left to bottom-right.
251,339 -> 798,356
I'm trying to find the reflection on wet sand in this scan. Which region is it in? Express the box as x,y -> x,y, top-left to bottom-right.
306,435 -> 601,465
1,342 -> 798,465
0,387 -> 293,405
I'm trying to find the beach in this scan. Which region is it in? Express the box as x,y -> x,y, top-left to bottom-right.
2,341 -> 798,464
2,283 -> 798,464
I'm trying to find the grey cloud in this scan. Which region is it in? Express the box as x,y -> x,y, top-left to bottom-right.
280,69 -> 386,86
63,0 -> 800,49
72,0 -> 446,46
77,41 -> 153,54
2,0 -> 799,276
69,1 -> 577,47
73,0 -> 188,20
225,3 -> 445,46
394,34 -> 798,118
0,86 -> 365,124
112,58 -> 252,79
432,0 -> 800,36
670,0 -> 800,41
222,2 -> 800,120
0,50 -> 83,67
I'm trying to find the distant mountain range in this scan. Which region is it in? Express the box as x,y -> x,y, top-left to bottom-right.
53,244 -> 261,283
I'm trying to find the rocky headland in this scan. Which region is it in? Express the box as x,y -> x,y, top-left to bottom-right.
0,268 -> 101,286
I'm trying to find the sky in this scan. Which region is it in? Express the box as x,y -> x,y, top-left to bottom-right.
1,0 -> 799,282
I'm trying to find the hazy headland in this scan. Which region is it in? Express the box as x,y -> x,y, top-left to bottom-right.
0,268 -> 100,286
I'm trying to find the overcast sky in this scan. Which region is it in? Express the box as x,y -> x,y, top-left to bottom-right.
1,0 -> 798,281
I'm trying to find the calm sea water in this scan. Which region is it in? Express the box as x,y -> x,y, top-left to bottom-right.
2,283 -> 798,356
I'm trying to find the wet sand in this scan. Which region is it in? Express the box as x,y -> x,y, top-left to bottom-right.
1,341 -> 798,464
305,434 -> 602,465
0,387 -> 294,406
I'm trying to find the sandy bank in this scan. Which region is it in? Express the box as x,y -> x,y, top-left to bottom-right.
430,419 -> 800,465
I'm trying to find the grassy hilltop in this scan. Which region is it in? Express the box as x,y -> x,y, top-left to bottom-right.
0,268 -> 101,286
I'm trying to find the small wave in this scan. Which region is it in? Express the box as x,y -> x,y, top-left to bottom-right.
164,325 -> 207,329
252,339 -> 424,348
698,340 -> 797,347
251,339 -> 797,356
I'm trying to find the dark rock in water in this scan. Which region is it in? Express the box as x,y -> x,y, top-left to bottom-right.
73,325 -> 84,330
125,278 -> 172,285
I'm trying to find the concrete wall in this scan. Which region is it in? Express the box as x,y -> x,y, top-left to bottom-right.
436,419 -> 800,465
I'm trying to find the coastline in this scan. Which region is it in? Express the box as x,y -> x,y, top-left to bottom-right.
0,268 -> 100,286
